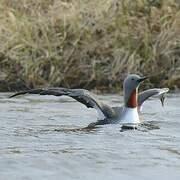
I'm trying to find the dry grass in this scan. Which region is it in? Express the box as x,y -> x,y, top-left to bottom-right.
0,0 -> 180,91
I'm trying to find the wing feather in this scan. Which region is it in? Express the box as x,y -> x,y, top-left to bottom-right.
138,88 -> 169,111
10,88 -> 115,119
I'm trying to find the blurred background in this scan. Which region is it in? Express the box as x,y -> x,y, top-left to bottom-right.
0,0 -> 180,92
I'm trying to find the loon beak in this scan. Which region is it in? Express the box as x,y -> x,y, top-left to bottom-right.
137,76 -> 148,83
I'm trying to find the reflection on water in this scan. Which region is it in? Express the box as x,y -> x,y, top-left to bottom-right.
0,93 -> 180,180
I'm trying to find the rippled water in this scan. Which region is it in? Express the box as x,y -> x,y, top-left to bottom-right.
0,93 -> 180,180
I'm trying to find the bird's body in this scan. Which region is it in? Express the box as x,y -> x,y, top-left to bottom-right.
10,74 -> 169,128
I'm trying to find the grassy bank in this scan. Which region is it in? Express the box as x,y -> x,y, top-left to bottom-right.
0,0 -> 180,92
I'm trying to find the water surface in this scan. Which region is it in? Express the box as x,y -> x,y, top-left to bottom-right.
0,93 -> 180,180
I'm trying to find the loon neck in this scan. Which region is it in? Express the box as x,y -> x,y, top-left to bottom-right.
126,89 -> 138,108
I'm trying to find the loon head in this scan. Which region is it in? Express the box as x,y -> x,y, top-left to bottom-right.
123,74 -> 148,108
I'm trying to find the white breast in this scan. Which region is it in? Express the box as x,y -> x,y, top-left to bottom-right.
120,107 -> 140,124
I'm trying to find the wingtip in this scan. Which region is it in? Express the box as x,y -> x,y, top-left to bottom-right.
156,88 -> 169,96
9,93 -> 19,98
162,88 -> 169,93
9,92 -> 26,98
9,95 -> 14,98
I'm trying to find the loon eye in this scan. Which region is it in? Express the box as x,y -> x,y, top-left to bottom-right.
131,78 -> 134,81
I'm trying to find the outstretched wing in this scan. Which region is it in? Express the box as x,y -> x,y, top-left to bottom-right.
138,88 -> 169,111
10,88 -> 115,119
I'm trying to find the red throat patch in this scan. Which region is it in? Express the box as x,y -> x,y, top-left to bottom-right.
127,89 -> 137,108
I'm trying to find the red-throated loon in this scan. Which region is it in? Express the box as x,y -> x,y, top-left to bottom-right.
10,74 -> 169,129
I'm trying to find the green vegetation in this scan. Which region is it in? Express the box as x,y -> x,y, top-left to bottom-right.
0,0 -> 180,92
